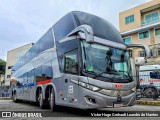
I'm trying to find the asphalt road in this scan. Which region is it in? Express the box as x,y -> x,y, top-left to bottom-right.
0,100 -> 160,120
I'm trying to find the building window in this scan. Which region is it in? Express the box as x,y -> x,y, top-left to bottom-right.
125,15 -> 134,24
151,49 -> 153,56
7,75 -> 10,78
139,51 -> 146,57
8,66 -> 13,69
128,49 -> 133,58
158,48 -> 160,56
155,28 -> 160,36
139,31 -> 149,39
152,47 -> 160,56
145,11 -> 159,24
123,37 -> 131,44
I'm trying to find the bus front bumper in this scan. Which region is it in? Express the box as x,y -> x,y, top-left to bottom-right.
79,87 -> 136,109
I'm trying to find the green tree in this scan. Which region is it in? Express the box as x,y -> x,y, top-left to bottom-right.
0,59 -> 6,75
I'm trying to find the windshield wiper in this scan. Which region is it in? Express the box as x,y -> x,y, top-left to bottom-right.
95,69 -> 120,78
82,69 -> 98,77
118,70 -> 133,82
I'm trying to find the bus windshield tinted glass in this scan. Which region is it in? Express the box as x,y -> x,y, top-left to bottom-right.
81,40 -> 132,80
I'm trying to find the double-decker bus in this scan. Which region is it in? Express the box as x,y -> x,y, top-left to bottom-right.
11,11 -> 151,111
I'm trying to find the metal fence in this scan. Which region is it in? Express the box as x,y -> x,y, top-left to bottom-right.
135,74 -> 160,101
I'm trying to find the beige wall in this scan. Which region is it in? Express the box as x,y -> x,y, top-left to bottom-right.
123,31 -> 152,45
123,28 -> 160,58
123,28 -> 160,45
119,0 -> 160,32
5,43 -> 33,86
119,8 -> 141,33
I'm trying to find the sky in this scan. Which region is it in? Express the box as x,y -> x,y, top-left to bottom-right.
0,0 -> 151,61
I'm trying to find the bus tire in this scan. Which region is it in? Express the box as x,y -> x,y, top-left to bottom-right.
38,90 -> 45,109
13,91 -> 18,103
144,87 -> 159,100
49,88 -> 56,111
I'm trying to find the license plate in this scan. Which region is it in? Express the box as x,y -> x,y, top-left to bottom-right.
113,102 -> 123,108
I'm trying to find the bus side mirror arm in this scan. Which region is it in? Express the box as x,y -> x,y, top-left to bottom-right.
127,44 -> 151,89
127,44 -> 151,58
59,25 -> 94,44
67,24 -> 94,43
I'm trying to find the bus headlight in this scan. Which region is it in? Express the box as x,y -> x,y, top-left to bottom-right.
71,79 -> 101,92
131,87 -> 136,92
87,84 -> 100,91
79,81 -> 101,92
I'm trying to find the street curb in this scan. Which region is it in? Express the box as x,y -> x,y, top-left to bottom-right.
136,100 -> 160,106
0,97 -> 12,100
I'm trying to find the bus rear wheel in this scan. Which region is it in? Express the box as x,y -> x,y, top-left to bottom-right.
49,88 -> 56,111
13,92 -> 18,103
38,90 -> 45,109
144,88 -> 159,100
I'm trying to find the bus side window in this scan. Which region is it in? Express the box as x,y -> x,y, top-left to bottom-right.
150,72 -> 160,79
23,73 -> 28,85
31,69 -> 35,83
42,61 -> 53,79
35,66 -> 42,82
28,70 -> 34,84
17,75 -> 23,86
59,56 -> 64,73
16,77 -> 21,86
64,49 -> 78,75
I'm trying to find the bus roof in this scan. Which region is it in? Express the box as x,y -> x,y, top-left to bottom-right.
12,11 -> 124,71
140,65 -> 160,71
53,11 -> 124,44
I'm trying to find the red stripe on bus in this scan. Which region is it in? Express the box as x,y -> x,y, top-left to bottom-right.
36,80 -> 51,85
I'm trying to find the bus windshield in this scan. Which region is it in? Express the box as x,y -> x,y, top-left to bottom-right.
81,40 -> 132,80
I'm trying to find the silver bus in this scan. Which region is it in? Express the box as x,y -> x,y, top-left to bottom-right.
11,11 -> 151,111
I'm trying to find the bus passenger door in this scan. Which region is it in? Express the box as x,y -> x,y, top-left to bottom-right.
61,74 -> 79,104
58,49 -> 79,105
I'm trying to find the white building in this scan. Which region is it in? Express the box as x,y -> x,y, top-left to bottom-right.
5,43 -> 33,88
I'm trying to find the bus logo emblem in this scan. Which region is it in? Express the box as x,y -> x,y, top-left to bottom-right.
115,84 -> 123,89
